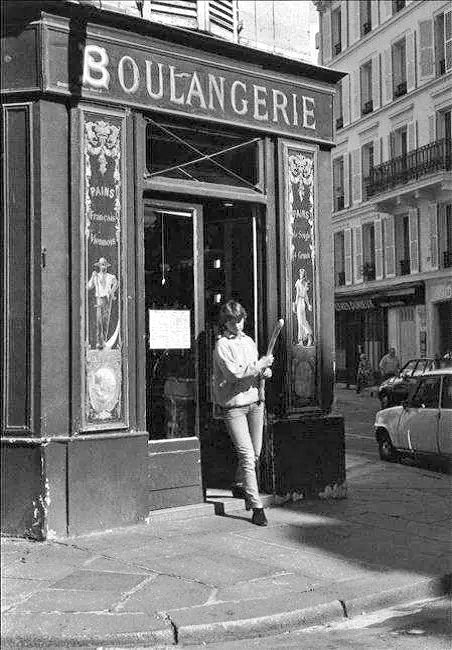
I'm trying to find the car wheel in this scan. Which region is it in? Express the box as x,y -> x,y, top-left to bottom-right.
380,394 -> 389,409
378,431 -> 398,462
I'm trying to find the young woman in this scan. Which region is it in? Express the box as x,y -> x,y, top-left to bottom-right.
212,301 -> 274,526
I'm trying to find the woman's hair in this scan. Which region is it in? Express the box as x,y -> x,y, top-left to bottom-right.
218,300 -> 247,332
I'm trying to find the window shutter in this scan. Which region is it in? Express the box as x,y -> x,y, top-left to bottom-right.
341,1 -> 348,50
342,74 -> 350,126
382,47 -> 392,105
371,0 -> 379,30
406,31 -> 416,92
148,0 -> 198,29
351,70 -> 360,122
354,225 -> 363,283
445,9 -> 452,72
344,153 -> 350,207
418,19 -> 435,82
409,207 -> 419,273
373,137 -> 381,165
407,121 -> 416,151
344,227 -> 352,285
428,202 -> 439,270
322,10 -> 332,63
372,54 -> 381,110
375,216 -> 383,280
380,0 -> 392,23
351,148 -> 362,204
349,2 -> 359,44
207,0 -> 237,42
428,114 -> 436,142
383,215 -> 395,277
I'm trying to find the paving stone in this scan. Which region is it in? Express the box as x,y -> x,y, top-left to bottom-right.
121,574 -> 212,613
51,569 -> 148,592
11,588 -> 117,613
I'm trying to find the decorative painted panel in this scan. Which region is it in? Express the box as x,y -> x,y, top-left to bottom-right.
81,109 -> 128,430
281,142 -> 318,410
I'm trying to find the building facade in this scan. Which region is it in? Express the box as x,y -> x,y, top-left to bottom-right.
316,0 -> 452,384
1,0 -> 344,538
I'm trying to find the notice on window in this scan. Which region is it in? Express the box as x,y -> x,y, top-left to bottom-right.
148,310 -> 191,349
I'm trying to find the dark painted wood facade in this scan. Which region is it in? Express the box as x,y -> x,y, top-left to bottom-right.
1,1 -> 345,539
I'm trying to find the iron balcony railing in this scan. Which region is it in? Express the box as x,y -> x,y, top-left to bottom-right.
365,138 -> 452,197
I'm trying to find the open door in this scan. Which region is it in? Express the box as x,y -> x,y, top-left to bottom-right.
144,200 -> 204,441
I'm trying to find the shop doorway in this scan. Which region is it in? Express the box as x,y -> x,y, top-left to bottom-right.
143,197 -> 262,489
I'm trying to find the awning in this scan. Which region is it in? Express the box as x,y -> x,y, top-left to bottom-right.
335,282 -> 425,311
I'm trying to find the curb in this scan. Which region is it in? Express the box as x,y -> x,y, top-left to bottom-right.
2,574 -> 449,648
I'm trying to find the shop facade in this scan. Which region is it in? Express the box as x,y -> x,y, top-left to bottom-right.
1,3 -> 344,538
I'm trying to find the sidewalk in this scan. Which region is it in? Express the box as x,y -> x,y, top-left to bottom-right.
2,453 -> 451,647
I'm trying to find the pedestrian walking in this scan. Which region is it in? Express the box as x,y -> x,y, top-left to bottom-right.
378,347 -> 401,381
356,353 -> 372,394
212,300 -> 274,527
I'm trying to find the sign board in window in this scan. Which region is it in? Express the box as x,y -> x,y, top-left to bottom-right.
149,310 -> 191,349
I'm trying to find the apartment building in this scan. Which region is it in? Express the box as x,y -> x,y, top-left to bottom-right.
316,0 -> 451,383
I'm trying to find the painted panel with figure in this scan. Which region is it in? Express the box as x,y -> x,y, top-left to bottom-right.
282,142 -> 318,409
81,110 -> 128,430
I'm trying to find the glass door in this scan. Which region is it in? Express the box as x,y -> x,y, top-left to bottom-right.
144,200 -> 204,440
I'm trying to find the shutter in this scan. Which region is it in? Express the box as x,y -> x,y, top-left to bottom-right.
375,216 -> 383,280
371,0 -> 379,30
148,0 -> 198,28
349,1 -> 359,44
428,202 -> 439,270
383,215 -> 395,277
418,19 -> 435,82
351,70 -> 360,122
341,0 -> 348,51
406,31 -> 416,92
344,227 -> 352,285
388,131 -> 395,159
409,207 -> 419,273
351,148 -> 362,204
374,137 -> 381,165
342,74 -> 350,126
354,225 -> 363,284
445,9 -> 452,72
344,153 -> 350,207
382,47 -> 392,105
380,0 -> 392,23
207,0 -> 237,42
372,54 -> 381,110
407,121 -> 416,151
428,114 -> 436,142
322,10 -> 332,63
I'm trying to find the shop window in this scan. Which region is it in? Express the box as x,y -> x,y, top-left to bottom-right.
360,61 -> 373,116
146,119 -> 261,189
333,156 -> 345,211
361,141 -> 374,200
434,9 -> 452,75
360,0 -> 372,36
334,231 -> 345,286
362,222 -> 375,281
332,7 -> 342,56
392,38 -> 407,98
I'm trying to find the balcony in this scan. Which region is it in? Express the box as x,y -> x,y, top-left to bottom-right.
334,42 -> 342,55
362,100 -> 373,116
393,81 -> 407,98
361,21 -> 371,35
444,251 -> 452,268
365,138 -> 452,199
336,116 -> 344,130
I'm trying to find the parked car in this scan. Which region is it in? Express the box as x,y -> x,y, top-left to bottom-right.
375,369 -> 452,469
378,358 -> 438,408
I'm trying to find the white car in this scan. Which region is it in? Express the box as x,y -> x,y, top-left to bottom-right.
374,369 -> 452,469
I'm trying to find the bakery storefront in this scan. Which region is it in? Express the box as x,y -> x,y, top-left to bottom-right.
1,3 -> 344,538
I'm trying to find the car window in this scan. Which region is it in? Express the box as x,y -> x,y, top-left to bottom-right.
441,376 -> 452,409
412,361 -> 427,376
401,360 -> 417,376
412,376 -> 441,408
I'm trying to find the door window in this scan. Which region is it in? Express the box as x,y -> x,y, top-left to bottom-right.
412,376 -> 441,408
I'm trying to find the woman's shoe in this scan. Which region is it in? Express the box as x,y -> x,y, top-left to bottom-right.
251,508 -> 268,526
